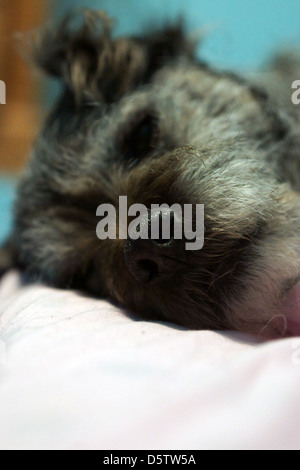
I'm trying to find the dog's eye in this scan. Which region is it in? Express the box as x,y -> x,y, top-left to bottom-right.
121,114 -> 158,163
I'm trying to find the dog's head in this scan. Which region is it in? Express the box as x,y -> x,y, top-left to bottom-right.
13,10 -> 300,337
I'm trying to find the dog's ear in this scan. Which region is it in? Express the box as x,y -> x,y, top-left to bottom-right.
25,9 -> 147,104
24,9 -> 196,105
139,20 -> 196,78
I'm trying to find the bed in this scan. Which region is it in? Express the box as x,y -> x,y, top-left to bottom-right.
0,270 -> 300,450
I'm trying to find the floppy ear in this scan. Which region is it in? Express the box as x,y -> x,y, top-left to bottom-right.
24,9 -> 196,105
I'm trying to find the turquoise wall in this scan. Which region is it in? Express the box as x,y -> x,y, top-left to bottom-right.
0,179 -> 15,244
53,0 -> 300,69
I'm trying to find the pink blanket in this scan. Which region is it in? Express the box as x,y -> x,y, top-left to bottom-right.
0,271 -> 300,450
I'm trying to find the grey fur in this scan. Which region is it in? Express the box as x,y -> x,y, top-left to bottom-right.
2,9 -> 300,338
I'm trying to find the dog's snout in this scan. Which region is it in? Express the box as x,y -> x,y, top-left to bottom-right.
124,237 -> 183,283
124,208 -> 184,283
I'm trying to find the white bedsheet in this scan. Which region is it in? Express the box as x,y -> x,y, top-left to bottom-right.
0,271 -> 300,450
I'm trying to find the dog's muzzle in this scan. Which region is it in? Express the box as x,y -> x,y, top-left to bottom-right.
123,209 -> 186,283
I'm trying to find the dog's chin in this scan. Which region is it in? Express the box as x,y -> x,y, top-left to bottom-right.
242,282 -> 300,340
278,282 -> 300,337
115,278 -> 300,340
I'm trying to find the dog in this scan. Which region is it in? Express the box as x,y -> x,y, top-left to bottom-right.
1,9 -> 300,338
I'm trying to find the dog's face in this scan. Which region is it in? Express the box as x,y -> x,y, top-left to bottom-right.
11,11 -> 300,337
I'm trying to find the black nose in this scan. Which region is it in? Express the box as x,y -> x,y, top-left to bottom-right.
124,207 -> 186,283
124,237 -> 182,283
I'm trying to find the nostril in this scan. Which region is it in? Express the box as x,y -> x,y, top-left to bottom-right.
124,236 -> 183,283
124,240 -> 160,282
137,259 -> 159,281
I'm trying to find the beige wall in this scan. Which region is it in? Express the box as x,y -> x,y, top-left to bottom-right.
0,0 -> 49,171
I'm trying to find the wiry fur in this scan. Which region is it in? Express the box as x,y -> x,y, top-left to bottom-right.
2,9 -> 300,338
